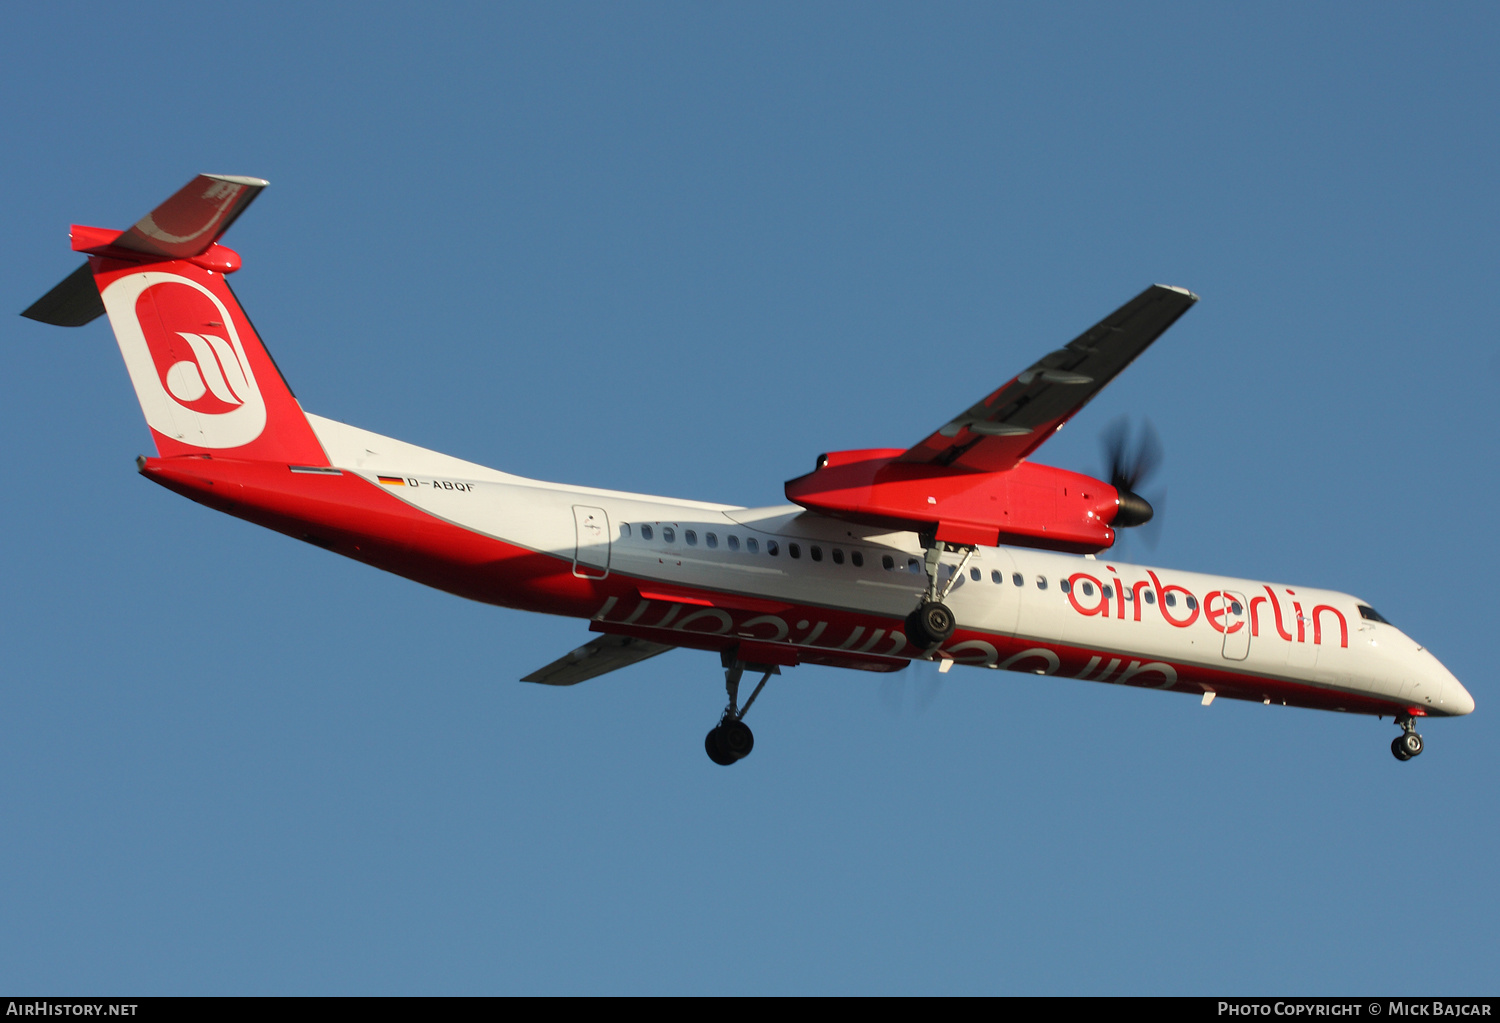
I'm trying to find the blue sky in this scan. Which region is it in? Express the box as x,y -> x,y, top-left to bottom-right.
1,3 -> 1496,994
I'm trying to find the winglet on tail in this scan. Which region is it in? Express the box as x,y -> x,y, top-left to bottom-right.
21,174 -> 329,465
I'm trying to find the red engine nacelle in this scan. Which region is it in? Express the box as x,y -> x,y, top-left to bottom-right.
785,449 -> 1124,554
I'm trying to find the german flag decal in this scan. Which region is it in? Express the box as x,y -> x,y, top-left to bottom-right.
377,476 -> 405,486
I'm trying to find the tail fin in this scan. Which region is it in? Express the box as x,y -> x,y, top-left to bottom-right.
22,175 -> 329,465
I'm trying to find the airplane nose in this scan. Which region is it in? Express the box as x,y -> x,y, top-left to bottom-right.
1445,675 -> 1476,716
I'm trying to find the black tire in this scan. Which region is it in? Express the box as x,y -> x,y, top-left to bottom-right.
905,601 -> 956,648
705,727 -> 737,766
1391,736 -> 1412,762
904,607 -> 932,648
1400,732 -> 1423,758
720,719 -> 755,760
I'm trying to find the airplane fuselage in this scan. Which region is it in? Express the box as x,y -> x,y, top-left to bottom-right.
140,413 -> 1474,722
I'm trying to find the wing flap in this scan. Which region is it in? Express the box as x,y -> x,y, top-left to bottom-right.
521,634 -> 675,686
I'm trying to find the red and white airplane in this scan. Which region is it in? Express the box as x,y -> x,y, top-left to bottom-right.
24,175 -> 1474,764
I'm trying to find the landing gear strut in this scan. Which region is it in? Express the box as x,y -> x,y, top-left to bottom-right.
904,537 -> 974,650
1391,714 -> 1424,762
705,651 -> 777,766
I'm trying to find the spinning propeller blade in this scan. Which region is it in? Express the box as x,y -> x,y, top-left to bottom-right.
1102,417 -> 1164,534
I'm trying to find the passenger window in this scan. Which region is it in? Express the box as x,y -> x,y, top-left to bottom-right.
1081,581 -> 1094,597
970,567 -> 981,581
1124,588 -> 1133,601
1165,593 -> 1176,607
1144,590 -> 1155,605
746,537 -> 758,554
1060,579 -> 1071,593
851,551 -> 864,567
620,523 -> 631,539
685,530 -> 698,546
882,555 -> 895,571
1186,596 -> 1197,611
992,570 -> 1002,583
705,532 -> 718,549
662,527 -> 675,543
767,541 -> 779,556
1012,573 -> 1023,587
727,535 -> 739,551
1103,586 -> 1113,599
810,546 -> 823,562
789,543 -> 801,559
1230,599 -> 1243,615
831,548 -> 844,565
640,524 -> 654,541
1037,576 -> 1048,590
908,558 -> 921,573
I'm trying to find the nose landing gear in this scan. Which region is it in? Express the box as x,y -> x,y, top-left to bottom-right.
705,651 -> 778,766
1390,714 -> 1424,761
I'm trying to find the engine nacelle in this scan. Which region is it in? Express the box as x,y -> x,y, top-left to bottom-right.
785,449 -> 1123,553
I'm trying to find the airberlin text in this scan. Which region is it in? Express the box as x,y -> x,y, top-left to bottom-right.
589,596 -> 1176,686
1066,568 -> 1349,648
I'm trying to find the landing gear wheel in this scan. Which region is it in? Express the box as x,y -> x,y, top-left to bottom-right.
1398,731 -> 1423,759
1391,736 -> 1411,762
708,657 -> 773,765
719,719 -> 754,760
905,601 -> 956,649
705,727 -> 738,766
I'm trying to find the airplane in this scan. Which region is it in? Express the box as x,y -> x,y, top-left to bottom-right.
21,174 -> 1474,766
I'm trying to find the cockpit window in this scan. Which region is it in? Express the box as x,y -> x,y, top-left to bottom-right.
1358,605 -> 1392,625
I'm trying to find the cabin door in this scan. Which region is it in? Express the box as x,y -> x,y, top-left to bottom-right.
1220,590 -> 1250,661
572,506 -> 611,579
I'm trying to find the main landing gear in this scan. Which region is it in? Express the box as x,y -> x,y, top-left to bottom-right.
903,537 -> 973,651
1391,714 -> 1424,762
705,651 -> 778,766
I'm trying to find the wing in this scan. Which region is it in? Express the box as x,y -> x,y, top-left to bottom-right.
899,284 -> 1197,473
521,634 -> 675,686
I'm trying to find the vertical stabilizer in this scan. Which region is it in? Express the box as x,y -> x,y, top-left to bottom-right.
21,175 -> 329,466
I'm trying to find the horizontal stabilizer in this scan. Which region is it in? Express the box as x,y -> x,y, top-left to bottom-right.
113,174 -> 268,260
522,634 -> 674,686
21,262 -> 105,326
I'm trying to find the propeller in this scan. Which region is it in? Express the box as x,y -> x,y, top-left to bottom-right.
1101,417 -> 1166,549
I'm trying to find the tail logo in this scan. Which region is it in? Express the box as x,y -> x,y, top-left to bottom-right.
164,332 -> 250,406
100,271 -> 267,449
